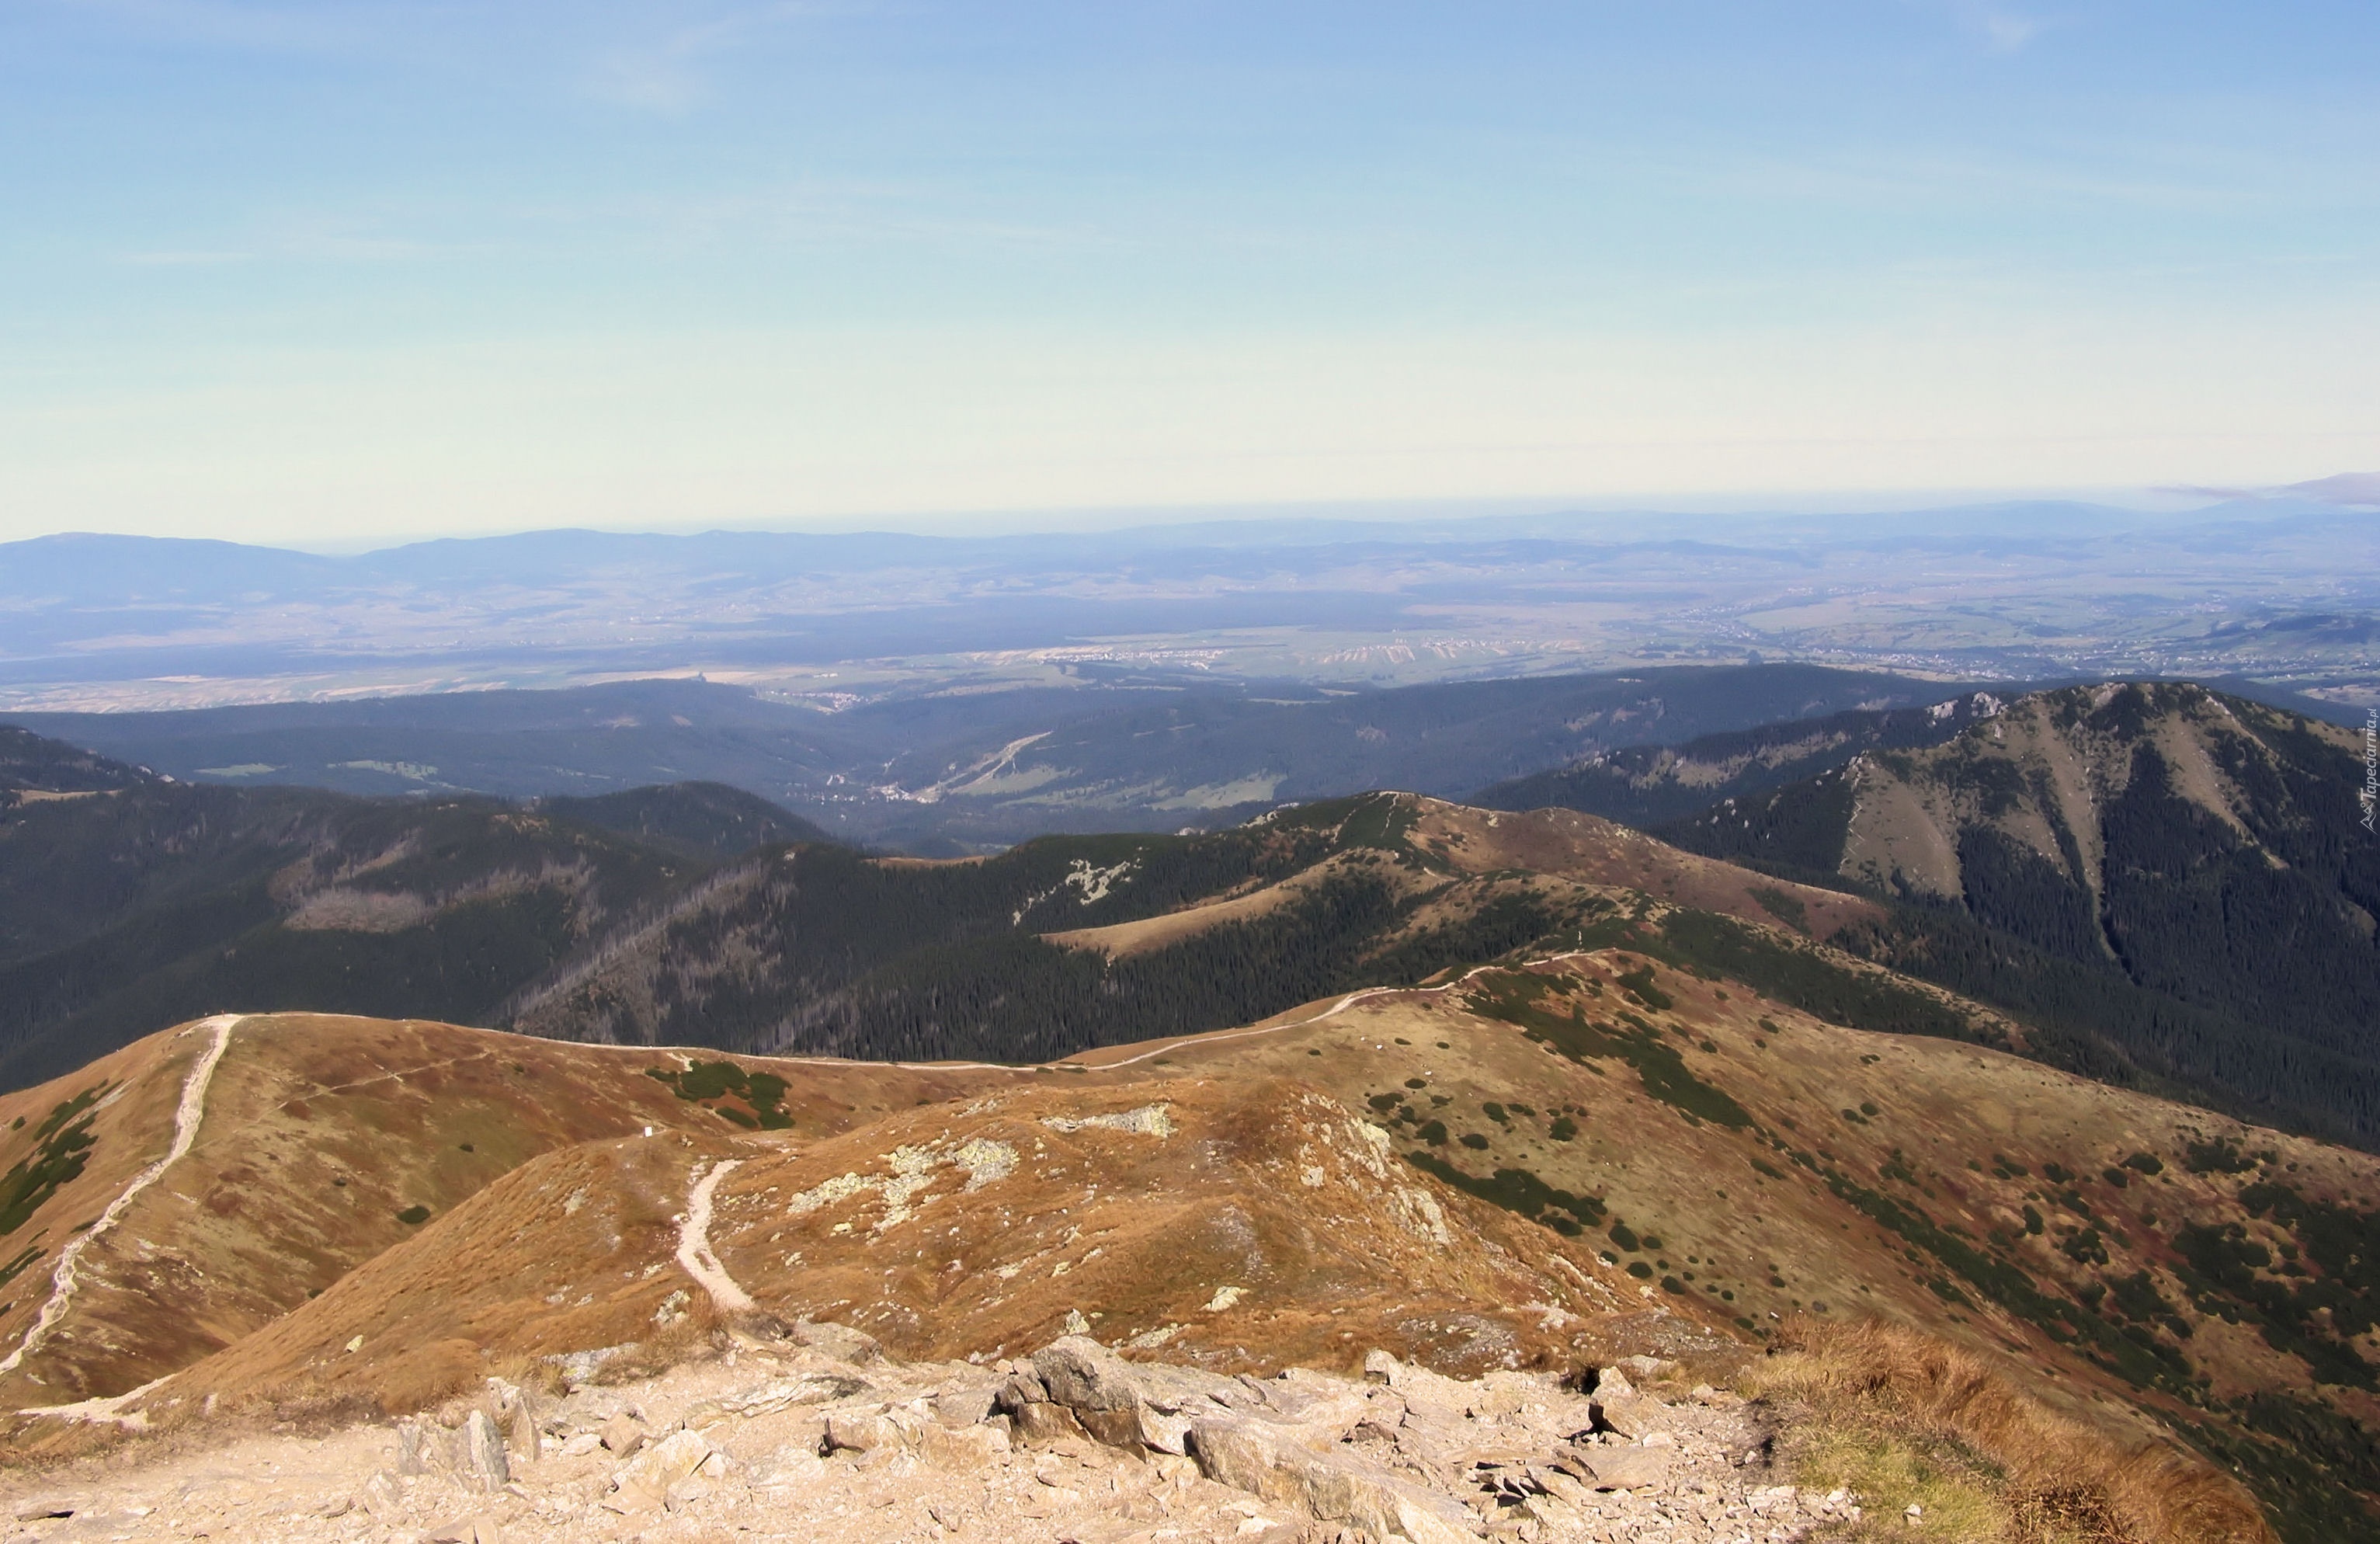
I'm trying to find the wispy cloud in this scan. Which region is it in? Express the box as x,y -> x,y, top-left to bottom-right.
1919,0 -> 2050,54
116,249 -> 250,267
113,210 -> 467,270
2162,474 -> 2380,509
582,2 -> 822,113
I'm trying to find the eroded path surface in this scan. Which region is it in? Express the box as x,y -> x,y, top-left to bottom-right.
5,1017 -> 240,1393
0,1330 -> 1843,1543
674,1159 -> 755,1316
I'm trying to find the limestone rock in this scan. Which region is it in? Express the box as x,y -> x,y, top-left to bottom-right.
395,1416 -> 441,1476
934,1382 -> 999,1428
460,1410 -> 510,1491
1577,1445 -> 1673,1491
358,1470 -> 403,1522
786,1320 -> 884,1364
422,1516 -> 502,1544
599,1412 -> 647,1457
823,1407 -> 901,1453
1259,1368 -> 1378,1442
609,1427 -> 714,1512
1188,1414 -> 1475,1544
1011,1400 -> 1090,1443
1590,1387 -> 1672,1440
502,1394 -> 540,1457
919,1419 -> 1012,1472
1031,1335 -> 1242,1455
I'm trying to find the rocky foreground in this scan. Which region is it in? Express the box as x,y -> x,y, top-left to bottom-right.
0,1325 -> 1863,1543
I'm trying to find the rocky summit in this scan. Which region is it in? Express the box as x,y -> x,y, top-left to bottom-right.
0,1323 -> 2096,1543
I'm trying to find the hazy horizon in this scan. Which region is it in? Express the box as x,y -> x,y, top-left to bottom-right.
5,2 -> 2375,546
6,474 -> 2375,556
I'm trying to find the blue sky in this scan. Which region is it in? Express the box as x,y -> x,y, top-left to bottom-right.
2,2 -> 2374,544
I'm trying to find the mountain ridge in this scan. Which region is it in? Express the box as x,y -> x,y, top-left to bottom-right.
1652,682 -> 2380,1146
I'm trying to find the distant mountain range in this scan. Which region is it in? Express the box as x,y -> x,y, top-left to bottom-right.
3,499 -> 2375,715
6,678 -> 2376,1155
9,662 -> 1986,850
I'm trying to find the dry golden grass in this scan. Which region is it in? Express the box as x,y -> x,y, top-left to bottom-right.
1746,1320 -> 2272,1544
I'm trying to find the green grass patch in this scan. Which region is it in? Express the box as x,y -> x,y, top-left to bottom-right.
1466,972 -> 1750,1129
1748,886 -> 1810,934
647,1060 -> 795,1130
1403,1150 -> 1606,1237
0,1084 -> 108,1236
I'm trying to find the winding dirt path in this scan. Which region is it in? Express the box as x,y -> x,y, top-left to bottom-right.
5,1014 -> 240,1389
1071,951 -> 1596,1072
675,1158 -> 756,1316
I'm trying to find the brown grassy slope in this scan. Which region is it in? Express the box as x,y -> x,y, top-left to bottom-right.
1047,793 -> 1878,962
116,1073 -> 1741,1423
1755,1320 -> 2271,1544
1110,950 -> 2380,1413
0,1014 -> 1015,1409
0,991 -> 2297,1536
1065,950 -> 2376,1534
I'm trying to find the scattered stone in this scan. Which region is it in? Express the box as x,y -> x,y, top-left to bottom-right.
1033,1334 -> 1245,1455
1590,1380 -> 1673,1441
599,1411 -> 646,1456
933,1382 -> 999,1428
458,1410 -> 509,1491
419,1516 -> 500,1544
394,1416 -> 438,1476
0,1332 -> 1795,1543
607,1427 -> 714,1512
358,1471 -> 403,1521
1011,1400 -> 1091,1443
1189,1414 -> 1474,1544
1578,1445 -> 1673,1490
825,1407 -> 902,1453
919,1419 -> 1011,1472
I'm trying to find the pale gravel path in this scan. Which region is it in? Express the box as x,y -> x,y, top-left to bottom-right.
677,1158 -> 756,1315
5,1015 -> 240,1392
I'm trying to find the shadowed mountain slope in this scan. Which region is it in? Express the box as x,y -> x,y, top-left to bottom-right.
1657,683 -> 2380,1146
0,732 -> 834,1094
1471,690 -> 2021,826
501,792 -> 1877,1064
532,781 -> 829,858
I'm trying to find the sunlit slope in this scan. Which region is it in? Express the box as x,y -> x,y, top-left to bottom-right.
0,1014 -> 1006,1410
